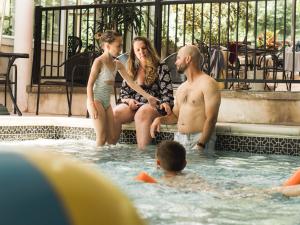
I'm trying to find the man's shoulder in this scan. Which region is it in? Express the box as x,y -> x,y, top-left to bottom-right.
198,73 -> 218,85
177,81 -> 188,90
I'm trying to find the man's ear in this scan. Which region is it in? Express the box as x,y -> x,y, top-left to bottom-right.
185,55 -> 192,64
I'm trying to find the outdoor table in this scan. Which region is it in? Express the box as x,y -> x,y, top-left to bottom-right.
0,52 -> 29,116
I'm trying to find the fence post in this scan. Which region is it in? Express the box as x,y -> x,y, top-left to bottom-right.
31,6 -> 42,85
154,0 -> 162,56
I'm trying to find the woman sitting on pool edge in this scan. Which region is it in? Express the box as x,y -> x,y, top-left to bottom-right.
113,36 -> 174,150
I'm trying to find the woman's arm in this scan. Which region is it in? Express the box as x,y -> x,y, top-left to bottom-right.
157,64 -> 174,114
116,61 -> 158,107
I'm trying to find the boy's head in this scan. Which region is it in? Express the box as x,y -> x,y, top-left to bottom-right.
156,140 -> 187,173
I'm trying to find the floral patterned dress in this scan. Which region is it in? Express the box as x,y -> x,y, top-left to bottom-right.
118,63 -> 174,108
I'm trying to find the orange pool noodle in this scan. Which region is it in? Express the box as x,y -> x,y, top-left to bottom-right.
283,169 -> 300,186
135,171 -> 157,183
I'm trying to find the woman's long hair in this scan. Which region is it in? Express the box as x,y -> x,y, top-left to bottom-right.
127,37 -> 160,85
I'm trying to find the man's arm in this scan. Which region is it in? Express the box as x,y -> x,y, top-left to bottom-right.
197,79 -> 221,149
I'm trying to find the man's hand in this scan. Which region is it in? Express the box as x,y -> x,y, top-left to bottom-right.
150,117 -> 162,138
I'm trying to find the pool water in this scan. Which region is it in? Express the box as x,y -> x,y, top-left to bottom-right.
1,139 -> 300,225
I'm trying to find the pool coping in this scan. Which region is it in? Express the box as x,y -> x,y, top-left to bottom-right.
0,116 -> 300,155
1,116 -> 299,136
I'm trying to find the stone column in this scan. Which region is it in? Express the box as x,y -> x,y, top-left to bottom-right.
13,0 -> 34,112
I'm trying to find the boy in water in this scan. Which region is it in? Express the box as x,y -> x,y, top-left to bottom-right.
135,140 -> 186,183
136,141 -> 300,197
136,141 -> 210,191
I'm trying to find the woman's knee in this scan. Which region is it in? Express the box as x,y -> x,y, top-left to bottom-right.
134,106 -> 158,123
114,105 -> 135,123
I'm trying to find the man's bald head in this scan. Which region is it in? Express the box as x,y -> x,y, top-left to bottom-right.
178,45 -> 203,69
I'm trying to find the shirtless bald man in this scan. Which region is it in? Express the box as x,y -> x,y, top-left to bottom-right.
150,45 -> 221,151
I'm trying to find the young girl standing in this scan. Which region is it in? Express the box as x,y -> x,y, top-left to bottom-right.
87,30 -> 157,146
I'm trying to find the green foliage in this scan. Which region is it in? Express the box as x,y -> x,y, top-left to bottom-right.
166,2 -> 253,47
93,0 -> 150,35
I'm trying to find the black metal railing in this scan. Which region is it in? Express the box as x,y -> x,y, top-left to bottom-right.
31,0 -> 300,91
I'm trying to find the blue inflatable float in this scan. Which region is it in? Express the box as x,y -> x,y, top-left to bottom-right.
0,150 -> 145,225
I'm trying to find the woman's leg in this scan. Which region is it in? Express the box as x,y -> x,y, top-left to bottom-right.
112,103 -> 136,144
134,104 -> 160,149
92,101 -> 107,146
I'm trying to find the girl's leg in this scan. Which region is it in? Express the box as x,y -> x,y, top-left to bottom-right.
134,104 -> 160,149
93,101 -> 107,146
112,104 -> 136,144
106,105 -> 116,144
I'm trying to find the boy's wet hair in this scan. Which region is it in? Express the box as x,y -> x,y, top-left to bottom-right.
156,140 -> 186,172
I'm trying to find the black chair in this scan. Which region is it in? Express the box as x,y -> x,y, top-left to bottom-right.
0,60 -> 17,114
68,36 -> 82,58
162,53 -> 186,86
114,53 -> 129,104
36,51 -> 99,116
0,52 -> 29,116
262,51 -> 288,90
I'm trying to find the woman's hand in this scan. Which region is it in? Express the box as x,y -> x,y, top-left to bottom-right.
87,101 -> 98,119
147,95 -> 159,108
159,102 -> 172,115
127,99 -> 141,111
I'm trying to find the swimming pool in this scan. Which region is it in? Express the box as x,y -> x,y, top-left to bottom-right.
1,139 -> 300,225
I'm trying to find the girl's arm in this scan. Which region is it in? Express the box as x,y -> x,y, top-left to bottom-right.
115,61 -> 158,107
86,59 -> 101,119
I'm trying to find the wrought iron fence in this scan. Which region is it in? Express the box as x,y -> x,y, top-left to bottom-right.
31,0 -> 300,90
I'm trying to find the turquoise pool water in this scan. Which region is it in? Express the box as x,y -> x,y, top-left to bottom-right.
1,139 -> 300,225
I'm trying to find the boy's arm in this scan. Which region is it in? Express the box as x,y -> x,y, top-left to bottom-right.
272,184 -> 300,197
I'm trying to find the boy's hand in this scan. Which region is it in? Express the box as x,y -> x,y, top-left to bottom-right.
150,117 -> 161,138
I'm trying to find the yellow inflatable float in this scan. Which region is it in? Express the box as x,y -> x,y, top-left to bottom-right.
0,150 -> 145,225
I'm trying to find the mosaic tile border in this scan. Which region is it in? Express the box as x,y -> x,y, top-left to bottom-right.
0,125 -> 300,156
215,135 -> 300,156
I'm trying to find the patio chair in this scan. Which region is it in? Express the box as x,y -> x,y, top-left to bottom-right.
262,51 -> 289,90
0,60 -> 17,114
227,42 -> 251,90
67,36 -> 82,58
36,51 -> 99,116
162,53 -> 186,86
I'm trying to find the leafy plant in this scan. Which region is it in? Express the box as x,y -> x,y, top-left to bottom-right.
93,0 -> 150,35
